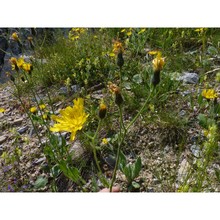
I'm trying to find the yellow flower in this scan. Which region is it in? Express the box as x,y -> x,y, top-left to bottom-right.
195,28 -> 207,33
30,106 -> 37,113
10,57 -> 25,71
152,52 -> 165,72
39,104 -> 46,110
126,31 -> 132,36
17,58 -> 25,68
22,63 -> 33,73
12,32 -> 19,41
138,28 -> 146,35
113,40 -> 124,54
68,28 -> 86,41
0,108 -> 5,113
42,114 -> 48,120
10,57 -> 18,71
50,98 -> 89,141
102,138 -> 108,145
148,50 -> 160,55
10,57 -> 17,65
202,89 -> 218,99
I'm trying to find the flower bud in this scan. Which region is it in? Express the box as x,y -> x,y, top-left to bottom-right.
114,88 -> 123,106
117,51 -> 124,68
99,103 -> 107,119
151,70 -> 160,87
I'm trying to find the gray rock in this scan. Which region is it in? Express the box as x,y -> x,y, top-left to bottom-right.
0,36 -> 8,67
0,136 -> 7,144
17,125 -> 29,134
178,72 -> 199,84
177,159 -> 191,183
71,85 -> 80,93
69,140 -> 85,160
59,86 -> 68,95
190,145 -> 201,157
179,110 -> 186,117
9,39 -> 22,55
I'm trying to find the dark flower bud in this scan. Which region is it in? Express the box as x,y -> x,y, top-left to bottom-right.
99,103 -> 107,119
117,51 -> 124,68
115,88 -> 123,106
151,70 -> 160,87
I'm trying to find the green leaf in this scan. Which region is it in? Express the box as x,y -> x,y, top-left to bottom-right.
119,150 -> 127,169
123,165 -> 132,183
123,82 -> 131,90
34,176 -> 48,189
132,157 -> 142,179
197,114 -> 208,129
132,74 -> 143,84
59,161 -> 80,183
207,46 -> 218,55
51,164 -> 61,178
132,181 -> 140,189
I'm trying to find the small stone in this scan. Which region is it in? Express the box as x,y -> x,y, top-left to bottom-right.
179,110 -> 186,117
71,85 -> 80,93
178,159 -> 191,183
69,140 -> 85,160
17,125 -> 29,134
190,145 -> 201,157
33,157 -> 46,165
59,86 -> 68,95
11,118 -> 23,126
0,136 -> 7,144
178,72 -> 199,84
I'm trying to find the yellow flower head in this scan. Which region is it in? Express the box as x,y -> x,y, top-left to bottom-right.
113,40 -> 124,54
10,57 -> 19,71
202,89 -> 218,99
22,63 -> 33,73
43,114 -> 48,120
30,106 -> 37,113
152,52 -> 165,72
138,28 -> 146,35
10,57 -> 17,65
102,138 -> 108,145
12,32 -> 19,41
39,104 -> 46,110
50,98 -> 89,141
17,58 -> 25,68
68,28 -> 86,41
148,50 -> 160,55
195,28 -> 207,33
0,108 -> 5,113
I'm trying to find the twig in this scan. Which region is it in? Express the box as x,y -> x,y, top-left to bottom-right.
204,67 -> 220,75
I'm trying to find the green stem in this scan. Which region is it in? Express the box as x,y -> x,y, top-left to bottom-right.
91,119 -> 109,187
110,86 -> 154,192
12,81 -> 42,145
126,88 -> 152,131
